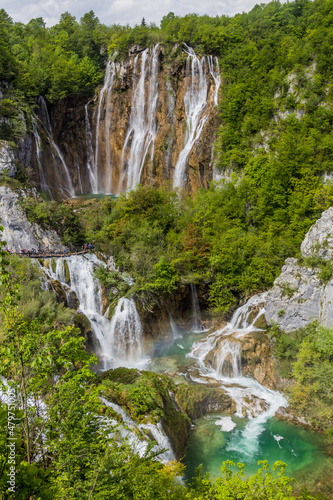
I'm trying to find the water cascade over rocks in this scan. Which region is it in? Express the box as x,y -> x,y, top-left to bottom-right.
188,292 -> 287,458
94,60 -> 117,193
43,254 -> 144,369
85,103 -> 97,192
102,398 -> 176,463
36,96 -> 75,199
120,45 -> 159,191
190,283 -> 206,332
173,45 -> 221,189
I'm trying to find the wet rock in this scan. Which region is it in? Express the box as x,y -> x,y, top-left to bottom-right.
176,384 -> 233,420
0,140 -> 16,177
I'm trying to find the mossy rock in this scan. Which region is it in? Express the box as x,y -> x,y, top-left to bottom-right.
176,384 -> 232,420
73,313 -> 93,340
63,259 -> 71,285
51,258 -> 56,273
253,313 -> 267,330
100,367 -> 141,385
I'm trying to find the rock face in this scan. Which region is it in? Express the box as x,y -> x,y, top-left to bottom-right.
0,186 -> 66,251
0,140 -> 16,177
265,207 -> 333,331
28,45 -> 220,199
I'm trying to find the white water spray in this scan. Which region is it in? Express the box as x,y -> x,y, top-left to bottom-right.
120,45 -> 159,191
95,60 -> 116,193
188,292 -> 287,459
44,254 -> 144,369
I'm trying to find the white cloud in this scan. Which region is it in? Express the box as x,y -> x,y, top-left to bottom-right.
2,0 -> 265,26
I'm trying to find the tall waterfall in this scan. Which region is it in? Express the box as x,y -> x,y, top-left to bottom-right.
173,45 -> 220,189
85,103 -> 97,192
120,45 -> 159,191
94,60 -> 116,193
37,96 -> 75,198
190,283 -> 205,332
31,117 -> 52,197
188,292 -> 287,458
44,254 -> 144,369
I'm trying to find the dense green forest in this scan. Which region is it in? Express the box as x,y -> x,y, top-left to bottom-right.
2,0 -> 333,497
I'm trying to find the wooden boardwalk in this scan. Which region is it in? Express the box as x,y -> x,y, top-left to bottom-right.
16,250 -> 91,259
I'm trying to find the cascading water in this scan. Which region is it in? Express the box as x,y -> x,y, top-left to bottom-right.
102,398 -> 175,463
43,254 -> 144,369
190,283 -> 205,332
188,292 -> 288,459
120,45 -> 159,191
31,117 -> 52,197
94,60 -> 116,193
214,340 -> 241,378
37,96 -> 75,198
85,103 -> 97,192
173,45 -> 216,189
208,56 -> 221,106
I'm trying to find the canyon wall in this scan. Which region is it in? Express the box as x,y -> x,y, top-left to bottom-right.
28,45 -> 220,199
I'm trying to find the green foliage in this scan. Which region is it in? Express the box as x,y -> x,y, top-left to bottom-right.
19,195 -> 85,247
269,322 -> 333,428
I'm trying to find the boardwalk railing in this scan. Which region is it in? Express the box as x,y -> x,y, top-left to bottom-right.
15,250 -> 92,259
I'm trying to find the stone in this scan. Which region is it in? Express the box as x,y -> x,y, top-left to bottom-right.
0,140 -> 16,177
301,206 -> 333,259
265,208 -> 333,331
0,186 -> 67,251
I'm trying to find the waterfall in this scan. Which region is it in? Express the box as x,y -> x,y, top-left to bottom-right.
94,60 -> 116,193
85,103 -> 97,192
188,292 -> 288,458
190,283 -> 205,332
120,45 -> 159,191
31,117 -> 52,197
43,254 -> 144,369
214,340 -> 241,378
173,46 -> 208,189
169,312 -> 181,339
208,56 -> 221,106
108,297 -> 143,361
37,96 -> 75,198
102,398 -> 175,463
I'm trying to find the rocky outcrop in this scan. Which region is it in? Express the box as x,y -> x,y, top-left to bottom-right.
29,46 -> 220,198
0,186 -> 66,251
0,140 -> 16,177
265,207 -> 333,331
176,384 -> 233,420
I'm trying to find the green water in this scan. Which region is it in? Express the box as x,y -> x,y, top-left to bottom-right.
148,330 -> 332,486
184,414 -> 331,482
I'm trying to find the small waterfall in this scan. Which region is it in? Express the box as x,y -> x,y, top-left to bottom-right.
43,254 -> 144,369
120,45 -> 159,191
214,340 -> 241,378
108,297 -> 143,361
169,312 -> 181,339
102,398 -> 175,463
173,46 -> 209,189
188,292 -> 287,458
85,103 -> 97,192
31,117 -> 52,197
95,60 -> 116,193
208,56 -> 221,106
190,283 -> 205,332
37,96 -> 75,198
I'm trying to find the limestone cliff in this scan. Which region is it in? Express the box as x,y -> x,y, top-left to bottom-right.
28,45 -> 220,199
265,207 -> 333,331
0,186 -> 66,251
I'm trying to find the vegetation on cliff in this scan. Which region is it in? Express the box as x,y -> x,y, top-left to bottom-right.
270,321 -> 333,431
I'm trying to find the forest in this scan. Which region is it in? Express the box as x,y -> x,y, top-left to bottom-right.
1,0 -> 333,497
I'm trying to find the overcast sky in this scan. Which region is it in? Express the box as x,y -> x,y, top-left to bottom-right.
2,0 -> 265,27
